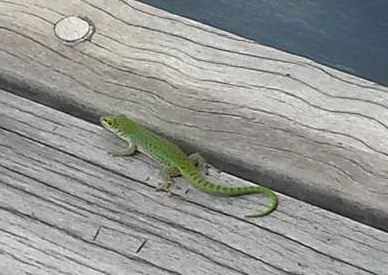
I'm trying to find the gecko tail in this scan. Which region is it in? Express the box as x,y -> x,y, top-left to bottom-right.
182,168 -> 278,217
244,186 -> 278,217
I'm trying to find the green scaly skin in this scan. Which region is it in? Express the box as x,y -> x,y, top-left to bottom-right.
100,114 -> 278,217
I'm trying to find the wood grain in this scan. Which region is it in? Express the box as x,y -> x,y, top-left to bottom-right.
0,0 -> 387,230
1,89 -> 388,274
137,0 -> 388,87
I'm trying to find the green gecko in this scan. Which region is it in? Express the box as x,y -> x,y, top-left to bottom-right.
100,114 -> 278,217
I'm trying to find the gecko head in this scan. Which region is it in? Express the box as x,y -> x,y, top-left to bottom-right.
100,114 -> 140,140
100,114 -> 128,132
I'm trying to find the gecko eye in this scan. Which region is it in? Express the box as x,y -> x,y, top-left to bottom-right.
100,116 -> 116,128
106,119 -> 114,126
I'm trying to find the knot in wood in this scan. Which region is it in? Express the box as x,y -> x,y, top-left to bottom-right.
54,16 -> 94,43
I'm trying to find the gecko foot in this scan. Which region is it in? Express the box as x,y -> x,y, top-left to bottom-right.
155,181 -> 173,196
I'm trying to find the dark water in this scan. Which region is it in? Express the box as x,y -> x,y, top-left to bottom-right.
139,0 -> 388,87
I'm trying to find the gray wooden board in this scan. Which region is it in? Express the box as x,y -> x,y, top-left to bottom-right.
0,0 -> 387,231
138,0 -> 388,87
1,90 -> 388,274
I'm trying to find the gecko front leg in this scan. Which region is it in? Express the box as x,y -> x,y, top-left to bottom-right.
108,142 -> 136,157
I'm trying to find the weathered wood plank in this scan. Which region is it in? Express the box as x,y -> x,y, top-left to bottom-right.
1,90 -> 388,274
137,0 -> 388,86
0,0 -> 387,230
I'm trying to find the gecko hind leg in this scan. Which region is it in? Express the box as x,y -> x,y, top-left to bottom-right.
157,165 -> 181,195
189,153 -> 212,175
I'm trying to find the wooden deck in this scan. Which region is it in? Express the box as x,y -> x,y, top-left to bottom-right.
1,0 -> 388,274
2,89 -> 388,274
